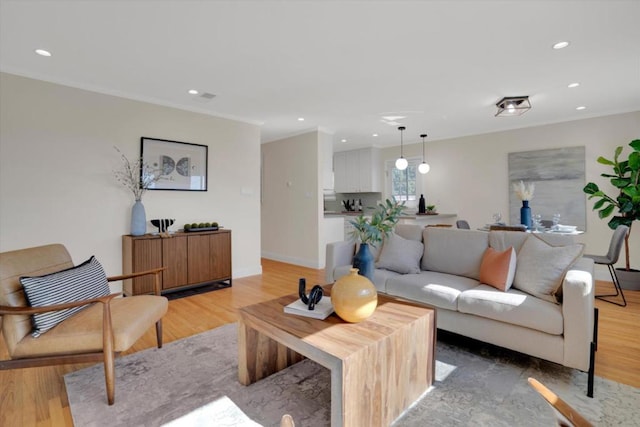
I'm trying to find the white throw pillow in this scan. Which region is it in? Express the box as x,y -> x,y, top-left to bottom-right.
375,232 -> 424,274
513,235 -> 584,303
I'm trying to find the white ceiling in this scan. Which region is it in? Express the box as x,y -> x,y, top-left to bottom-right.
1,0 -> 639,151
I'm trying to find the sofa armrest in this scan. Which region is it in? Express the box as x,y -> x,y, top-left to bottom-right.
325,241 -> 355,283
561,256 -> 595,371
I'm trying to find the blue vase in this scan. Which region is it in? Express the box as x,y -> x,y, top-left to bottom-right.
131,200 -> 147,236
520,200 -> 532,230
353,243 -> 375,282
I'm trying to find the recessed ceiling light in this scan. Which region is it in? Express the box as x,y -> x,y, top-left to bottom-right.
568,82 -> 580,88
35,49 -> 51,57
552,41 -> 570,50
576,106 -> 587,111
297,117 -> 305,121
188,89 -> 198,95
372,133 -> 378,137
341,139 -> 347,143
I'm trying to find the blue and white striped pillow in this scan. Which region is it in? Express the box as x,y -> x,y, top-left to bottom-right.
20,256 -> 110,337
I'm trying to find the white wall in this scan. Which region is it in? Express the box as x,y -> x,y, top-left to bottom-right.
0,73 -> 263,287
261,130 -> 326,268
379,111 -> 640,279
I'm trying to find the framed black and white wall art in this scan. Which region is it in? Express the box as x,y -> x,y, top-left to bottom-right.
141,137 -> 208,191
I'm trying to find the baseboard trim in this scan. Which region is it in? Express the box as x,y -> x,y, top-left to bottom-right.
261,251 -> 322,269
233,265 -> 263,278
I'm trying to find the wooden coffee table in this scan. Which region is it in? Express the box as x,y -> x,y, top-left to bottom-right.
238,289 -> 436,427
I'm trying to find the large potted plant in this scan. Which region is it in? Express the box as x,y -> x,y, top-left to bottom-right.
349,198 -> 405,280
583,139 -> 640,290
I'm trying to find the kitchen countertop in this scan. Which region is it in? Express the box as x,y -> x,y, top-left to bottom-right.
324,211 -> 456,219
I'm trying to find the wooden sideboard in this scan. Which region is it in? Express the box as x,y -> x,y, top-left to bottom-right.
122,229 -> 232,296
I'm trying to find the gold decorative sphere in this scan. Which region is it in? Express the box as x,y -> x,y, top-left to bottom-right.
331,268 -> 378,323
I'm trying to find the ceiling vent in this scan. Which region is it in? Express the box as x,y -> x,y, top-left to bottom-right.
193,92 -> 216,104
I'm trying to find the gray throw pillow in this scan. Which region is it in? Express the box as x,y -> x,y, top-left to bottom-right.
375,232 -> 424,274
513,235 -> 584,304
20,256 -> 111,337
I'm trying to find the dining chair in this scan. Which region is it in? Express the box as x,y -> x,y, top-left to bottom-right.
583,225 -> 629,307
528,378 -> 593,426
540,219 -> 554,228
456,220 -> 471,229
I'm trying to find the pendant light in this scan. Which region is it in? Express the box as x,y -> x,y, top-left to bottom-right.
395,126 -> 408,170
418,133 -> 430,174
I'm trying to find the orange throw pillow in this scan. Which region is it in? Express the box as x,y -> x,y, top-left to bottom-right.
479,246 -> 517,291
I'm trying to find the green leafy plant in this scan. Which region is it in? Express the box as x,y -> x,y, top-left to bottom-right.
426,204 -> 436,212
349,198 -> 406,246
583,139 -> 640,270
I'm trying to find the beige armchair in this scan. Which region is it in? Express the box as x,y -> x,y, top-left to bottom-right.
0,244 -> 168,405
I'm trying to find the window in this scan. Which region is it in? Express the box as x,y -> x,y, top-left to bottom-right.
386,158 -> 423,206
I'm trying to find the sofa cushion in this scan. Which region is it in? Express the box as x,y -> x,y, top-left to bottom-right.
13,295 -> 168,357
421,228 -> 488,280
488,231 -> 529,253
385,271 -> 480,310
513,235 -> 584,304
458,284 -> 563,335
479,246 -> 517,291
394,223 -> 424,242
489,230 -> 575,252
20,256 -> 110,337
376,232 -> 424,274
333,265 -> 401,293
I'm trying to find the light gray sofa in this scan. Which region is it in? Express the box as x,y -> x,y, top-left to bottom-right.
325,225 -> 597,396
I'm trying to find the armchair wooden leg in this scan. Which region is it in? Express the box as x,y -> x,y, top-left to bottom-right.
104,349 -> 116,405
156,320 -> 163,348
102,300 -> 116,405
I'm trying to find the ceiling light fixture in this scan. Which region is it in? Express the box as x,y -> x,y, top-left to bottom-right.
553,41 -> 570,49
576,106 -> 587,111
418,133 -> 431,175
297,117 -> 305,121
395,126 -> 408,170
495,96 -> 531,117
568,82 -> 580,88
34,49 -> 51,57
418,133 -> 430,174
188,89 -> 198,95
372,133 -> 378,137
341,139 -> 347,143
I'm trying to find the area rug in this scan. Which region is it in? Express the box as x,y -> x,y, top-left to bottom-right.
65,323 -> 639,426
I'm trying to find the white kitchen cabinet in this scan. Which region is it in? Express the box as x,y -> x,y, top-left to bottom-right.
357,148 -> 380,192
333,147 -> 380,193
321,136 -> 334,190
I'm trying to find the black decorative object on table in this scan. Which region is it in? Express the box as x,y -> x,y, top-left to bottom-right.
418,194 -> 426,214
151,218 -> 175,233
298,278 -> 323,310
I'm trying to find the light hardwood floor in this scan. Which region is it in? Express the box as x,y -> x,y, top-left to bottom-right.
1,258 -> 638,426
